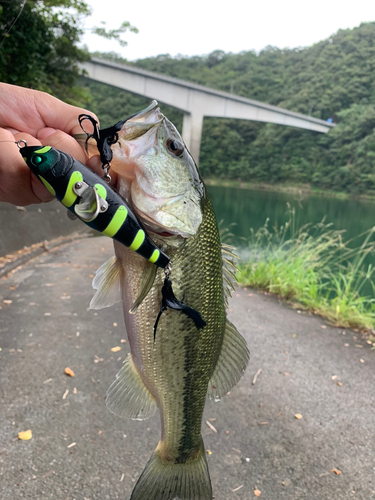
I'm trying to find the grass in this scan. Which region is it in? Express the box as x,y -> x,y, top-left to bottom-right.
236,207 -> 375,333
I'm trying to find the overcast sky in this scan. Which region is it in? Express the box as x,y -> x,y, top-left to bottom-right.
81,0 -> 375,61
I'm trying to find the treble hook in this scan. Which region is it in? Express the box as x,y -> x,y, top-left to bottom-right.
78,114 -> 127,183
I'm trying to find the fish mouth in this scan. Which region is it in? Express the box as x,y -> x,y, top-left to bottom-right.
127,100 -> 162,124
119,100 -> 163,142
110,101 -> 163,177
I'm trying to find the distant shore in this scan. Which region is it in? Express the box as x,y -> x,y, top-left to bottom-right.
204,178 -> 375,203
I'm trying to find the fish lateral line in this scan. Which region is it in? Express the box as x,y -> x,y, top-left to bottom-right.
153,276 -> 206,342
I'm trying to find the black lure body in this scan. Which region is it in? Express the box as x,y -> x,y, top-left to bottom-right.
20,144 -> 170,268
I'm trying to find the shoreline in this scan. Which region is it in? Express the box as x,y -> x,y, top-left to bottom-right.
204,178 -> 375,203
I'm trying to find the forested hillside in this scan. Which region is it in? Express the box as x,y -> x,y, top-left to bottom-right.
87,22 -> 375,195
0,0 -> 136,104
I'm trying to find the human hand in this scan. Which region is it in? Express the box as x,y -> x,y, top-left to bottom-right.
0,83 -> 114,206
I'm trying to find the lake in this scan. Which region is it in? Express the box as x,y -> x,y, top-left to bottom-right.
207,185 -> 375,260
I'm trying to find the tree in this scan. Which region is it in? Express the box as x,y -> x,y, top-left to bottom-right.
0,0 -> 137,105
90,22 -> 375,194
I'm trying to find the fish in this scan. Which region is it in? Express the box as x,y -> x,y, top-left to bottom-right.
19,144 -> 169,268
89,101 -> 250,500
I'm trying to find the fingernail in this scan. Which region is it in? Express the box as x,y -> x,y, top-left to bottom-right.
4,127 -> 20,135
36,127 -> 56,140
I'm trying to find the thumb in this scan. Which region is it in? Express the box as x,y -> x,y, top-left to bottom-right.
37,128 -> 88,165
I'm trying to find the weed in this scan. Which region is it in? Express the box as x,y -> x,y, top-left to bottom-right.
237,207 -> 375,331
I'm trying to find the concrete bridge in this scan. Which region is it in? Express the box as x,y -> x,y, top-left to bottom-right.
82,58 -> 334,163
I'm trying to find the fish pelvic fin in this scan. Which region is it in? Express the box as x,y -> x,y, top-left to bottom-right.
129,262 -> 157,313
106,353 -> 157,420
130,437 -> 212,500
89,256 -> 122,310
208,320 -> 249,402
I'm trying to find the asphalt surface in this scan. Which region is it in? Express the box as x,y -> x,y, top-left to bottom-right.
0,235 -> 374,500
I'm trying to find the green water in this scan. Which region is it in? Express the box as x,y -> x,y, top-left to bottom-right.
208,185 -> 375,259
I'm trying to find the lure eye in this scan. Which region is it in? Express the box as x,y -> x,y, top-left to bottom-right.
166,139 -> 184,156
31,155 -> 43,166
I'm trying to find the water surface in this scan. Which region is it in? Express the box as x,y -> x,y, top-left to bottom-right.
208,185 -> 375,259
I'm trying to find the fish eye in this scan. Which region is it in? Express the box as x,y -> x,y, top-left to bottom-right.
166,139 -> 184,156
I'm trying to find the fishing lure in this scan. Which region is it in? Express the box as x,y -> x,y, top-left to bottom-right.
19,143 -> 170,268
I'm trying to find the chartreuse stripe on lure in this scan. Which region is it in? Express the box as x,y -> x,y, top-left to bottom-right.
20,145 -> 169,268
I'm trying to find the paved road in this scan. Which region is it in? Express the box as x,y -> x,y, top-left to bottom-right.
0,236 -> 374,500
0,200 -> 83,257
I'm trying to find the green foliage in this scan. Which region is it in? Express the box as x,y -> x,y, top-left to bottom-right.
92,21 -> 138,48
237,209 -> 375,331
89,21 -> 375,195
0,0 -> 90,103
0,0 -> 137,105
80,78 -> 183,131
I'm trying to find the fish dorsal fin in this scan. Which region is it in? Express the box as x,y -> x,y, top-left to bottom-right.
90,256 -> 122,310
207,320 -> 249,401
106,353 -> 157,420
129,262 -> 157,314
221,243 -> 239,306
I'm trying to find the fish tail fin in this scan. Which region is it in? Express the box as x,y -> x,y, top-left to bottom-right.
130,438 -> 212,500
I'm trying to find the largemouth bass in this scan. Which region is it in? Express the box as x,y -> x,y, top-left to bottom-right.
90,101 -> 249,500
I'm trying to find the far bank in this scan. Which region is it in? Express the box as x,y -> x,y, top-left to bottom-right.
204,178 -> 375,203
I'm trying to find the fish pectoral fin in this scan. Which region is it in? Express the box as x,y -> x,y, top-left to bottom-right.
89,256 -> 122,310
129,262 -> 157,313
207,320 -> 250,402
106,353 -> 157,420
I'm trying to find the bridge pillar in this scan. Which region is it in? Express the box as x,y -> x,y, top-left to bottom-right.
182,112 -> 204,166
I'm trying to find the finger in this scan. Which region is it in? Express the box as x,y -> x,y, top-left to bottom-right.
14,132 -> 55,205
36,128 -> 88,164
0,83 -> 99,137
33,87 -> 99,136
0,129 -> 51,205
4,127 -> 21,135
